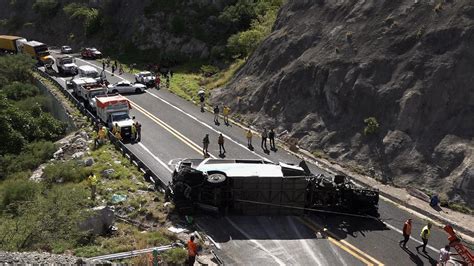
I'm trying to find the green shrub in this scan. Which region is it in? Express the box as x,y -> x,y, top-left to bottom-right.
63,3 -> 102,36
0,178 -> 41,212
33,0 -> 60,17
0,141 -> 56,178
171,16 -> 186,35
200,65 -> 219,77
0,183 -> 89,251
43,161 -> 91,184
364,117 -> 379,135
162,248 -> 187,264
1,82 -> 38,103
0,54 -> 35,85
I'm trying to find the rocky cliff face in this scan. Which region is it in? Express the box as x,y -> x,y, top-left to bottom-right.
212,0 -> 474,207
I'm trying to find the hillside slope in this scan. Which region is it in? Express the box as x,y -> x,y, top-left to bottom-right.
212,0 -> 474,207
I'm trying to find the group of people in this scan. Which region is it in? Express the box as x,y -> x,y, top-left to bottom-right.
212,104 -> 231,126
110,117 -> 142,143
102,58 -> 123,76
201,128 -> 277,157
399,219 -> 456,265
202,133 -> 226,156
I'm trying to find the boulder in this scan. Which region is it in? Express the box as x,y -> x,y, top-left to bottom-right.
72,151 -> 85,159
79,206 -> 115,235
84,157 -> 95,166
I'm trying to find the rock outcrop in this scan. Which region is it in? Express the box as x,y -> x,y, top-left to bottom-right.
212,0 -> 474,207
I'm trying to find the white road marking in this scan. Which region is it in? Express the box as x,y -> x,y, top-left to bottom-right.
225,217 -> 286,266
146,90 -> 270,161
287,216 -> 325,265
137,142 -> 173,173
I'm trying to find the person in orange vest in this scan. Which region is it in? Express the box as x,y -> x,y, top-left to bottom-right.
399,218 -> 412,248
187,235 -> 198,265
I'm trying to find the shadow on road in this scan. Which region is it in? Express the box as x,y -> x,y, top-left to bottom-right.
401,246 -> 424,265
196,215 -> 318,242
309,213 -> 389,240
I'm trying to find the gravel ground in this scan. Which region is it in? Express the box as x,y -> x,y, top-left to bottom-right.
0,251 -> 107,265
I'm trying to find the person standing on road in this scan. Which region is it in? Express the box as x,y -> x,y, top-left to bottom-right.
131,123 -> 137,142
416,222 -> 432,253
269,128 -> 276,150
111,65 -> 116,76
261,128 -> 268,151
246,129 -> 253,147
399,218 -> 412,248
155,75 -> 161,89
114,60 -> 118,70
119,64 -> 123,75
102,60 -> 105,71
202,134 -> 209,156
199,94 -> 205,112
135,121 -> 142,141
438,245 -> 452,265
187,235 -> 198,266
213,105 -> 220,124
218,133 -> 226,154
223,105 -> 230,125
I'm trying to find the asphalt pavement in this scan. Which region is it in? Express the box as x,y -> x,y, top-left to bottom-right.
45,51 -> 471,265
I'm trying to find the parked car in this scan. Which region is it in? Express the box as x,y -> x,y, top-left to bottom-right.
60,45 -> 73,54
81,47 -> 102,59
107,80 -> 147,94
134,71 -> 156,87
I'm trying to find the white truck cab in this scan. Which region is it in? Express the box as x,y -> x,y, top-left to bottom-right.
78,65 -> 100,81
95,95 -> 135,139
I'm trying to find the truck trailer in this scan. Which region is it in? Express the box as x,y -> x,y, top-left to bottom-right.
169,158 -> 380,216
95,94 -> 135,140
0,35 -> 27,53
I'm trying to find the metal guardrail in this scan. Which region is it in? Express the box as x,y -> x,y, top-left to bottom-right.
88,244 -> 174,261
33,68 -> 166,189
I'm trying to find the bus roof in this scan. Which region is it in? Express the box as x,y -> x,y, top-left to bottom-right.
0,35 -> 23,40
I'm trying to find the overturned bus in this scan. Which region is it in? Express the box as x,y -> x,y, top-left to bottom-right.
168,158 -> 379,216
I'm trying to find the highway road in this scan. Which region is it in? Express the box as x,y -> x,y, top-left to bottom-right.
46,51 -> 468,265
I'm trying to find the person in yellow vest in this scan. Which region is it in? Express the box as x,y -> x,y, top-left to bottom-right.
102,126 -> 109,139
223,106 -> 230,126
88,174 -> 98,201
246,129 -> 253,148
112,123 -> 120,134
416,222 -> 432,253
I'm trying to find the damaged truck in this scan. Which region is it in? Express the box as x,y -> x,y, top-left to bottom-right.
168,158 -> 379,216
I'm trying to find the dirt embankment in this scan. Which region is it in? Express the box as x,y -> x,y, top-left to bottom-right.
212,0 -> 474,208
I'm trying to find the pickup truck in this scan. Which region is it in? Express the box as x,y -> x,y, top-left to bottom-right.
135,71 -> 156,87
56,55 -> 77,76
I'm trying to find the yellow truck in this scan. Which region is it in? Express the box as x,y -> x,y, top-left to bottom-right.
21,40 -> 54,65
0,35 -> 27,53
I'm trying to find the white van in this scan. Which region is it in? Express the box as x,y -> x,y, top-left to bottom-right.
78,65 -> 100,80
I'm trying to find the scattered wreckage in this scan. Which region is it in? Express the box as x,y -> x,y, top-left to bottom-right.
168,158 -> 379,216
